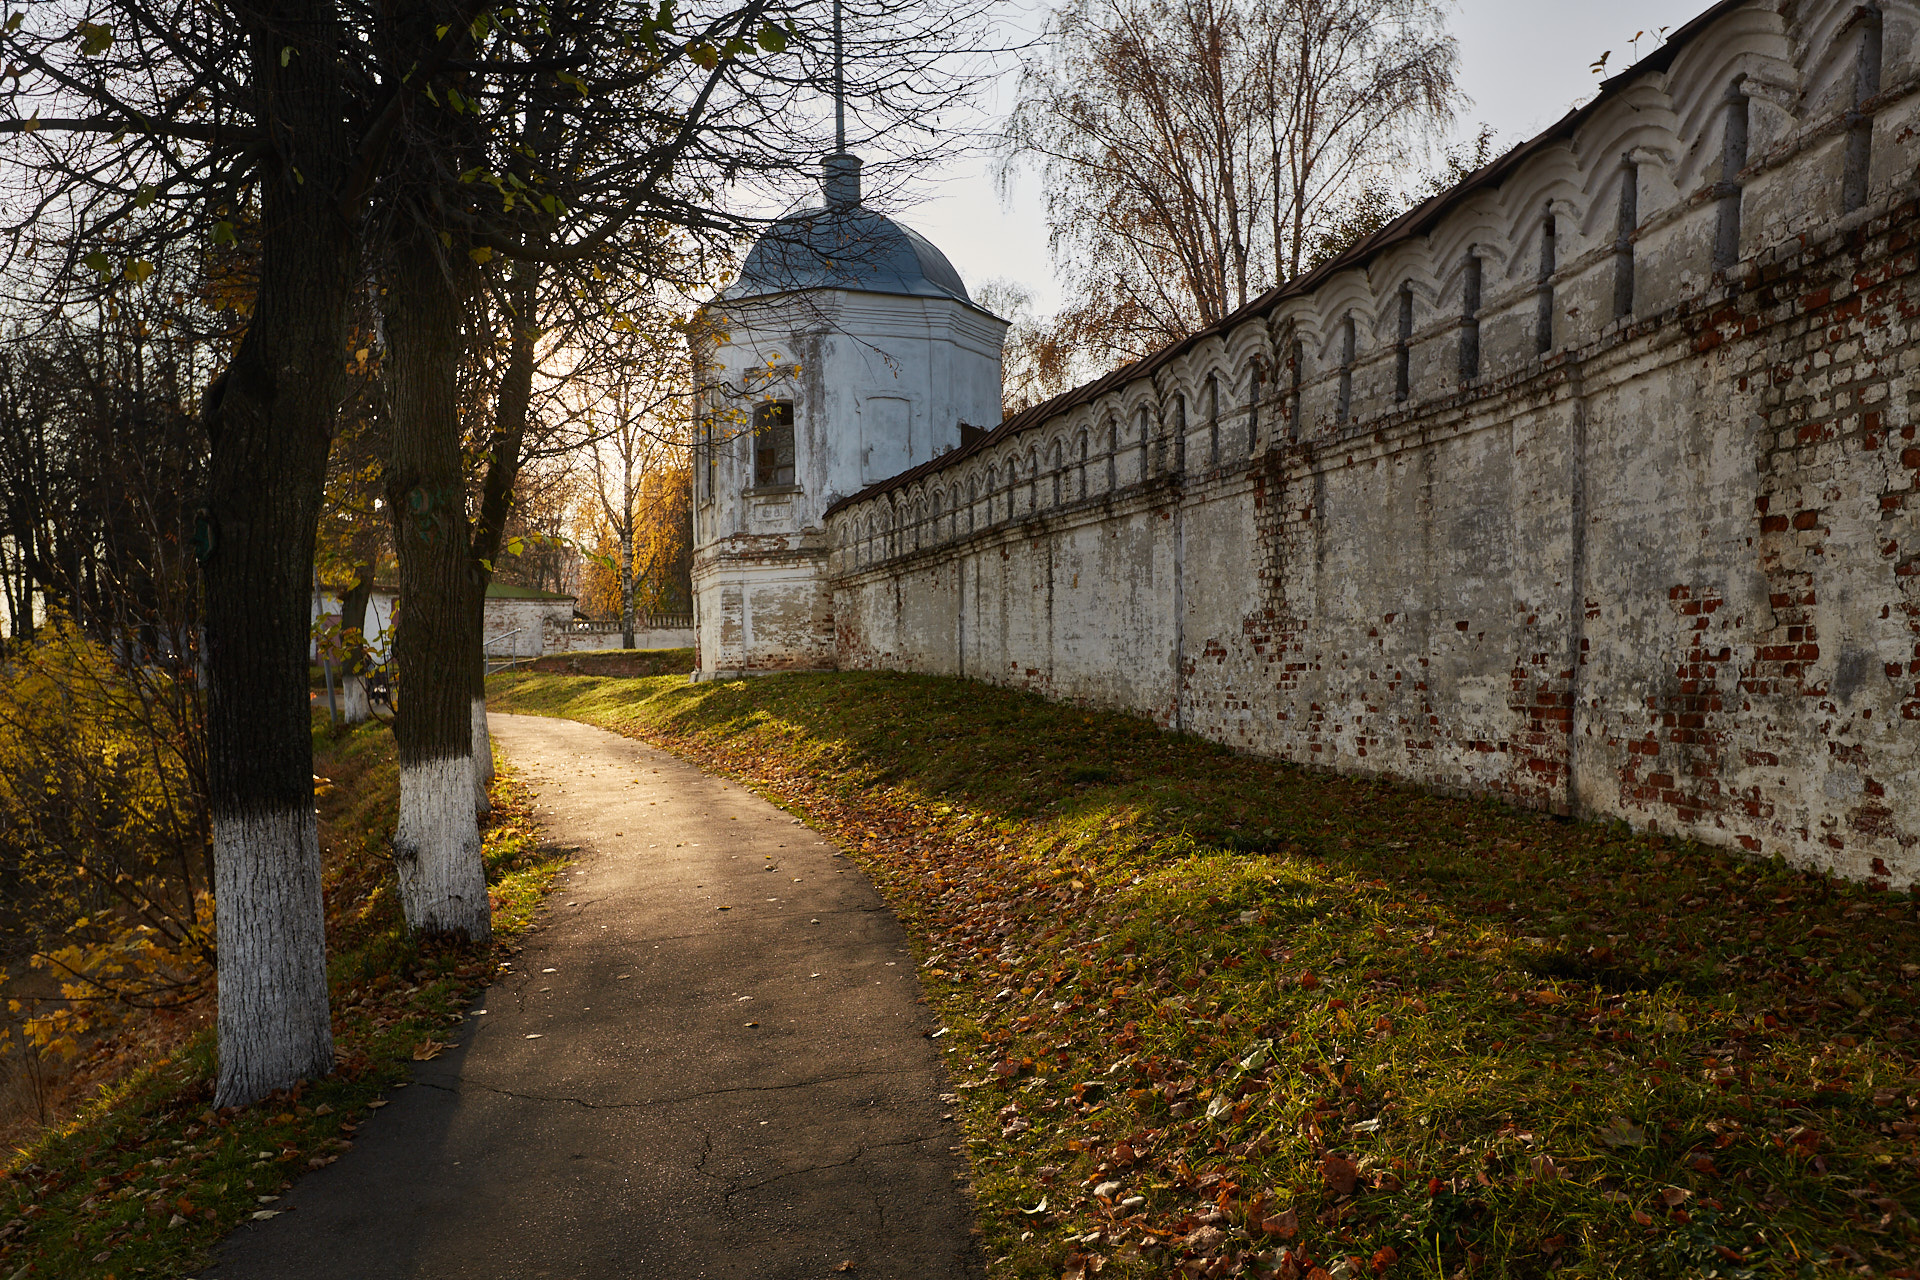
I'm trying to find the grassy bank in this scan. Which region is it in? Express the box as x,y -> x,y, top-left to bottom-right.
523,646 -> 694,678
0,720 -> 569,1279
490,669 -> 1920,1280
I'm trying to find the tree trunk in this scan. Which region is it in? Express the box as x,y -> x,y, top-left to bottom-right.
466,260 -> 542,813
202,0 -> 357,1107
620,548 -> 635,651
618,461 -> 636,650
384,244 -> 489,942
342,672 -> 370,725
338,562 -> 375,726
469,693 -> 492,814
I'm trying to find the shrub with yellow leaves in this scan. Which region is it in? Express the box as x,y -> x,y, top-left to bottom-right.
0,624 -> 213,1123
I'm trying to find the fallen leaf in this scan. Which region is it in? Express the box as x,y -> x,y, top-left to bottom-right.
411,1039 -> 453,1061
1321,1153 -> 1360,1196
1260,1207 -> 1299,1239
1183,1225 -> 1227,1252
1597,1116 -> 1646,1148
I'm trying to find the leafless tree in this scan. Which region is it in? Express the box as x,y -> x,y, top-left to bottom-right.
1003,0 -> 1459,372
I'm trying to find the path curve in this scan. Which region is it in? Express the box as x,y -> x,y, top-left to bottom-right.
207,712 -> 983,1280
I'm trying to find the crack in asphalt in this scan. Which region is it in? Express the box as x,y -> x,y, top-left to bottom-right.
411,1068 -> 918,1113
720,1133 -> 943,1200
689,1127 -> 728,1191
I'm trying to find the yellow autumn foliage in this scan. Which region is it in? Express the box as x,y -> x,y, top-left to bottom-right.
0,625 -> 213,1066
576,464 -> 692,620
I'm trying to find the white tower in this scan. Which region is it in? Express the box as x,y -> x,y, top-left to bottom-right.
689,151 -> 1007,679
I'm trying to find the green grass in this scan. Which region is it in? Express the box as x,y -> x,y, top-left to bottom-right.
490,669 -> 1920,1280
525,647 -> 694,677
0,718 -> 569,1279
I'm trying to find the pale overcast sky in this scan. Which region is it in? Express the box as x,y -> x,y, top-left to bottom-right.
901,0 -> 1709,315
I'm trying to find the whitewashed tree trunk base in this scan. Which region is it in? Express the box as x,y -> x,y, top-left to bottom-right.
341,674 -> 370,725
394,754 -> 492,940
213,806 -> 334,1107
470,696 -> 493,816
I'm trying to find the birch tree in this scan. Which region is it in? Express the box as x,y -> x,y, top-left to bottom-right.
1003,0 -> 1459,368
579,341 -> 692,648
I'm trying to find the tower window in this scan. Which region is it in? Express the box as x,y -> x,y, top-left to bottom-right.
753,401 -> 795,487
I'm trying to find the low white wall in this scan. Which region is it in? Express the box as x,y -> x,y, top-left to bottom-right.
542,625 -> 697,654
484,598 -> 572,660
312,589 -> 397,663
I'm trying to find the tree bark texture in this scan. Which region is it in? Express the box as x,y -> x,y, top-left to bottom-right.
470,696 -> 493,814
384,244 -> 489,941
202,0 -> 357,1107
342,674 -> 371,726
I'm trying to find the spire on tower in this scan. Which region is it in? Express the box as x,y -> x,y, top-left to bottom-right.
823,0 -> 860,207
833,0 -> 845,153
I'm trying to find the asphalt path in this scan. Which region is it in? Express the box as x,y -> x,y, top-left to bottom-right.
206,711 -> 983,1280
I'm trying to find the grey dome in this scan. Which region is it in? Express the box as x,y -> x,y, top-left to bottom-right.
725,205 -> 971,304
